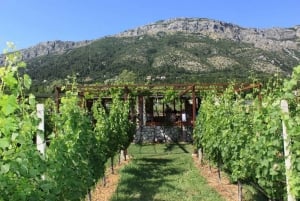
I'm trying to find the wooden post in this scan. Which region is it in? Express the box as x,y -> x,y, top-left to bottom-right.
137,95 -> 143,127
281,100 -> 296,201
192,85 -> 196,127
143,96 -> 146,126
36,104 -> 46,156
238,180 -> 243,201
37,104 -> 46,180
120,150 -> 125,162
55,86 -> 60,112
198,148 -> 203,165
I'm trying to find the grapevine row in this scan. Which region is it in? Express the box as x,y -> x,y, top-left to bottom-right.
193,65 -> 300,200
0,51 -> 135,200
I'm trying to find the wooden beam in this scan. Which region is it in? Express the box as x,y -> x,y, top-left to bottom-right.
179,85 -> 194,97
192,85 -> 196,128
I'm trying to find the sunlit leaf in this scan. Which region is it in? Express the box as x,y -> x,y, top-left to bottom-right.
23,74 -> 31,89
28,93 -> 35,106
0,94 -> 19,116
2,71 -> 17,89
0,163 -> 10,174
0,138 -> 10,149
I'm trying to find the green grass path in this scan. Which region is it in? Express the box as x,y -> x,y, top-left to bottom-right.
110,143 -> 225,201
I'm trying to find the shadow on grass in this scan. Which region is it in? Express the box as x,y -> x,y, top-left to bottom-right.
111,157 -> 183,201
137,143 -> 157,154
164,142 -> 190,153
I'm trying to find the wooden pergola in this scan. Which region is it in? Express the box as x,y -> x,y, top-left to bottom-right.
55,82 -> 262,128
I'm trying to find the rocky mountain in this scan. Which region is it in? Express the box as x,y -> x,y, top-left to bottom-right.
1,18 -> 300,94
0,40 -> 91,65
117,18 -> 300,52
2,18 -> 299,62
20,40 -> 92,60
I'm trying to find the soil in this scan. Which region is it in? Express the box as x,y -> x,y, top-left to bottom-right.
86,159 -> 130,201
192,155 -> 238,201
88,155 -> 238,201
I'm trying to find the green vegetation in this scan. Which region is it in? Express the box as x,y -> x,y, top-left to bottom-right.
0,52 -> 135,200
193,65 -> 300,200
110,143 -> 225,201
0,45 -> 45,200
25,33 -> 298,95
1,42 -> 299,200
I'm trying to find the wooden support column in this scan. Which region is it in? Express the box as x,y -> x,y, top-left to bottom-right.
138,95 -> 144,126
36,104 -> 46,156
192,85 -> 196,127
281,100 -> 296,201
124,86 -> 129,100
55,86 -> 60,112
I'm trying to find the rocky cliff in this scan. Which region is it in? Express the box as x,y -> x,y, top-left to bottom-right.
20,40 -> 92,59
116,18 -> 300,52
1,17 -> 300,88
2,18 -> 300,64
0,40 -> 91,65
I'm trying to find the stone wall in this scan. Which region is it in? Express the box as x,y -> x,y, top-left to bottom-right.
134,125 -> 193,143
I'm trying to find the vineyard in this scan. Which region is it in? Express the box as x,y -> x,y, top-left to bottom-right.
0,52 -> 135,200
0,49 -> 299,201
193,66 -> 300,200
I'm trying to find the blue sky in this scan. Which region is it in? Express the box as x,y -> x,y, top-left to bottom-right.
1,0 -> 299,51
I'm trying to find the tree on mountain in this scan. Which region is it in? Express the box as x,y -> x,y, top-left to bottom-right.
115,69 -> 137,84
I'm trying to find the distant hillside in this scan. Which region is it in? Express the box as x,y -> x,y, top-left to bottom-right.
0,40 -> 91,62
1,18 -> 300,94
117,18 -> 300,51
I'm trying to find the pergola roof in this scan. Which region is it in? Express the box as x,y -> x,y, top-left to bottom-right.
54,82 -> 262,128
66,82 -> 262,97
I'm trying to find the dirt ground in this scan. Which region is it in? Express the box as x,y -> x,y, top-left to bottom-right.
192,155 -> 238,201
88,155 -> 238,201
87,159 -> 130,201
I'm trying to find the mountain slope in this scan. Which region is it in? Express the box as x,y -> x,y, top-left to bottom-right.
27,33 -> 298,83
117,18 -> 300,51
2,18 -> 300,93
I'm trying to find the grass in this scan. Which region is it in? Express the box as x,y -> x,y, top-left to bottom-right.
110,143 -> 225,201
